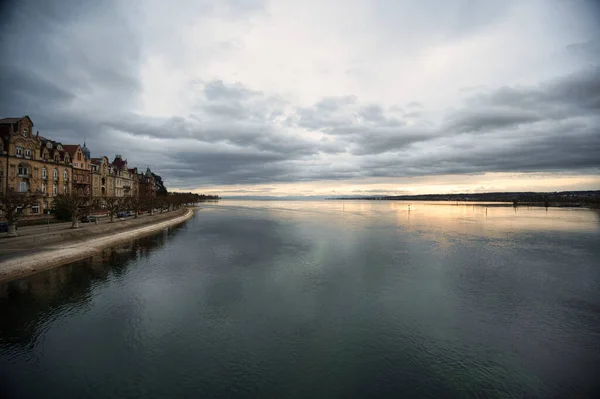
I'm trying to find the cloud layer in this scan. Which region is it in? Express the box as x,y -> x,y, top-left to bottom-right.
1,0 -> 599,193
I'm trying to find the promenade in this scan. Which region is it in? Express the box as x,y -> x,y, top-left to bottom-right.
0,207 -> 196,282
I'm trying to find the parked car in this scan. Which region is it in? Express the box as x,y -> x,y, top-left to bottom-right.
126,211 -> 135,217
117,211 -> 128,218
80,215 -> 99,223
0,222 -> 8,232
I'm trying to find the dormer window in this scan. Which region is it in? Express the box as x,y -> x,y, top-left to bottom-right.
47,142 -> 52,149
22,128 -> 28,137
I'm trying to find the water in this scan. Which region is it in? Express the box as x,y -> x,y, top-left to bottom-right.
1,201 -> 599,398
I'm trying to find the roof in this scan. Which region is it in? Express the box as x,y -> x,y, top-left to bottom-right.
0,117 -> 24,124
0,116 -> 34,126
62,144 -> 81,157
112,156 -> 128,170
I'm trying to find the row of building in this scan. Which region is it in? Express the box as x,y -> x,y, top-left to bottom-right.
1,116 -> 157,218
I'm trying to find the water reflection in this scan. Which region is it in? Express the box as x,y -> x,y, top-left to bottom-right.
0,203 -> 599,398
0,224 -> 185,347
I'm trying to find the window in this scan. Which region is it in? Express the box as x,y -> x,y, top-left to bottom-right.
31,204 -> 40,214
47,142 -> 52,149
74,162 -> 78,167
18,166 -> 29,176
19,181 -> 29,192
16,147 -> 23,157
22,128 -> 28,137
63,184 -> 68,195
42,168 -> 47,179
42,182 -> 47,193
54,155 -> 60,162
64,171 -> 68,180
52,185 -> 57,196
53,169 -> 58,180
24,149 -> 32,159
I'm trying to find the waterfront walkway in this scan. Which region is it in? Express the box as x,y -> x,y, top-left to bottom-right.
0,208 -> 196,282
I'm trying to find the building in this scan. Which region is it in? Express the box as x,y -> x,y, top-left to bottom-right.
138,167 -> 156,198
0,116 -> 72,217
112,155 -> 138,197
91,156 -> 115,197
39,137 -> 73,201
63,143 -> 92,197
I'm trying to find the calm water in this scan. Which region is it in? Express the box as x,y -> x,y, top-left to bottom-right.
1,201 -> 599,398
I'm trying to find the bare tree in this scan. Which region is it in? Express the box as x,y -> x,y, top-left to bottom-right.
126,196 -> 143,219
53,193 -> 92,228
101,196 -> 125,222
155,196 -> 167,214
0,190 -> 39,236
143,195 -> 155,216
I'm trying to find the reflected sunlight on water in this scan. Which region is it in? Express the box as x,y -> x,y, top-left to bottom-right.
1,201 -> 599,399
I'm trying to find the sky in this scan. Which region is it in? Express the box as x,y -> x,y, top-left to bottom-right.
1,0 -> 599,197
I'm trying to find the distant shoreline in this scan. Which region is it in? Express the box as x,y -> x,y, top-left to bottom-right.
327,190 -> 600,209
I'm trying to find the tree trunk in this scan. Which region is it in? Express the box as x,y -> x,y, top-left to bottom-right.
134,212 -> 139,219
110,214 -> 115,222
7,223 -> 17,237
71,218 -> 79,228
150,208 -> 154,216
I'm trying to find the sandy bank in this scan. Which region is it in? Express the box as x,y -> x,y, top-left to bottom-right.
0,208 -> 196,283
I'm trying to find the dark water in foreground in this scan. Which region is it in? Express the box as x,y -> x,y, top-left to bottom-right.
1,201 -> 599,398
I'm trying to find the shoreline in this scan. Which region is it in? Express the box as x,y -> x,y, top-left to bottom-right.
0,207 -> 197,283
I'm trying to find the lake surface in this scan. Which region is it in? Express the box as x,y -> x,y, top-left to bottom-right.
1,201 -> 599,398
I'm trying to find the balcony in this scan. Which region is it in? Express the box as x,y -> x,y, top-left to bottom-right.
17,173 -> 31,179
42,175 -> 48,180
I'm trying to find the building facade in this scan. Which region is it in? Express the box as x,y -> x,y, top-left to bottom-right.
138,167 -> 156,198
0,116 -> 72,216
2,115 -> 163,222
112,155 -> 138,197
91,156 -> 115,198
63,144 -> 92,197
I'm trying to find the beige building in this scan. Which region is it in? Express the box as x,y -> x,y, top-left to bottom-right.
111,155 -> 138,197
63,143 -> 92,197
0,116 -> 72,217
91,156 -> 115,197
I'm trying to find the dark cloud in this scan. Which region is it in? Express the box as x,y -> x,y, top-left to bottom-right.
444,108 -> 542,133
1,0 -> 599,190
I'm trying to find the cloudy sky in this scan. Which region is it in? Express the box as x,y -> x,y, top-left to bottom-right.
1,0 -> 599,196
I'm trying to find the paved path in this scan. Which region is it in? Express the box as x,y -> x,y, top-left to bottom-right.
0,208 -> 196,282
0,209 -> 187,257
9,212 -> 156,237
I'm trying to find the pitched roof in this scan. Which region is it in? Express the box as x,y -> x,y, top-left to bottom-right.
112,156 -> 128,170
0,117 -> 24,124
62,144 -> 81,157
0,116 -> 34,125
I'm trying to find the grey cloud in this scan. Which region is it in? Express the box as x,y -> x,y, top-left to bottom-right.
1,0 -> 599,190
444,108 -> 542,133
